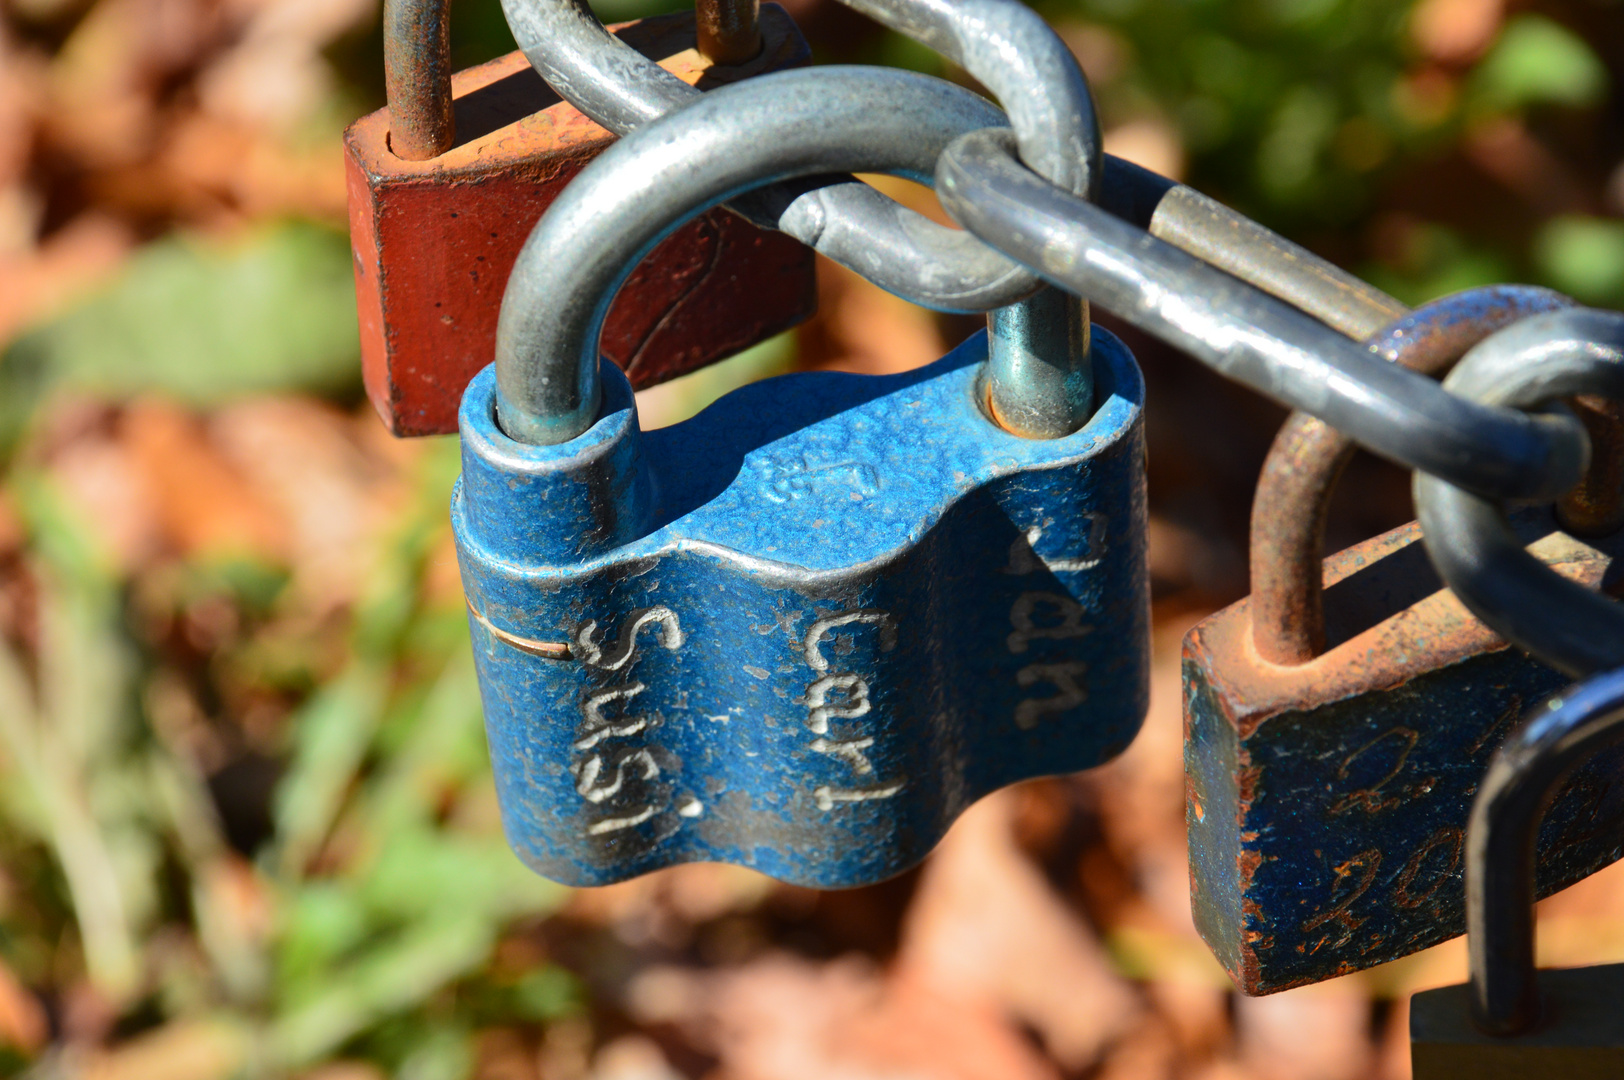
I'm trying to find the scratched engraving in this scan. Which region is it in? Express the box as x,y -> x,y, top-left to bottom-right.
757,456 -> 880,504
1300,848 -> 1381,948
571,607 -> 683,836
1003,516 -> 1107,575
1391,826 -> 1463,909
801,610 -> 902,810
573,749 -> 660,803
811,736 -> 876,774
1327,727 -> 1423,815
814,783 -> 905,811
805,673 -> 871,735
574,607 -> 684,671
585,805 -> 657,835
805,612 -> 898,672
1007,591 -> 1094,654
1014,662 -> 1089,729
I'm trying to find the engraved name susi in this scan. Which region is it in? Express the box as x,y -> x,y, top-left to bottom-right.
570,607 -> 683,836
1002,517 -> 1104,729
802,611 -> 904,810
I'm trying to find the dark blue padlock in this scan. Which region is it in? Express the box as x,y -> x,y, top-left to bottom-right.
449,66 -> 1151,887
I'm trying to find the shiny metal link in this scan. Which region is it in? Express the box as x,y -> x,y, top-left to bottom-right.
1414,309 -> 1624,677
827,0 -> 1103,436
495,67 -> 1027,444
499,0 -> 1041,313
936,126 -> 1588,501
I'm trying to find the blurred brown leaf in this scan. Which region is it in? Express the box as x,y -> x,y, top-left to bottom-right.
897,791 -> 1143,1071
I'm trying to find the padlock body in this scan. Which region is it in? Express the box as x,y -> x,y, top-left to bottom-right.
1185,522 -> 1624,994
1410,963 -> 1624,1079
452,329 -> 1149,888
345,7 -> 816,436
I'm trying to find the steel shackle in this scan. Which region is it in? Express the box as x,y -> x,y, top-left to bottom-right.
494,66 -> 1014,445
1249,286 -> 1573,665
1417,308 -> 1624,678
498,0 -> 1048,315
383,0 -> 762,161
1462,666 -> 1624,1033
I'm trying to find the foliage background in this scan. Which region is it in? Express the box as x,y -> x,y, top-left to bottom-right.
0,0 -> 1622,1076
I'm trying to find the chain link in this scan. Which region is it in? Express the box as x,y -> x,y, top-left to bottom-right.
495,0 -> 1624,514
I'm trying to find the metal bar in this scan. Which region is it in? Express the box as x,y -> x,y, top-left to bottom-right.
1414,308 -> 1624,677
936,127 -> 1586,501
696,0 -> 762,64
1465,668 -> 1624,1034
494,67 -> 1029,443
499,0 -> 1042,313
384,0 -> 454,160
1249,286 -> 1571,665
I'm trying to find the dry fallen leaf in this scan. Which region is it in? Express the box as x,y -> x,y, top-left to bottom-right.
897,790 -> 1144,1071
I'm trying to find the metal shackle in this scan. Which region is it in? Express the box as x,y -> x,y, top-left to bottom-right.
1416,308 -> 1624,678
493,66 -> 1014,445
934,127 -> 1590,502
498,0 -> 1044,314
383,0 -> 763,161
1249,286 -> 1573,665
1463,666 -> 1624,1033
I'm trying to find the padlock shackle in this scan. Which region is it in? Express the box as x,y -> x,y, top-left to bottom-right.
382,0 -> 763,162
1464,666 -> 1624,1035
493,65 -> 1009,444
1416,308 -> 1624,678
1249,286 -> 1573,666
383,0 -> 455,160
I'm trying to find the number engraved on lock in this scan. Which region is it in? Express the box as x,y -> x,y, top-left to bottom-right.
1327,727 -> 1435,815
1300,848 -> 1381,948
570,607 -> 684,836
757,457 -> 880,504
802,611 -> 903,809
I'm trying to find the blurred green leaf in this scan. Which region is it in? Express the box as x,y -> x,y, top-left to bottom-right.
269,915 -> 496,1067
1471,15 -> 1609,112
272,663 -> 391,875
359,827 -> 564,927
2,222 -> 360,426
1534,216 -> 1624,305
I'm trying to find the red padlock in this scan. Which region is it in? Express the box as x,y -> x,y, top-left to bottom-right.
345,2 -> 817,436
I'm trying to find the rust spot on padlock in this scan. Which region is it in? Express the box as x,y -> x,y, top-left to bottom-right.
346,6 -> 816,436
1184,287 -> 1624,995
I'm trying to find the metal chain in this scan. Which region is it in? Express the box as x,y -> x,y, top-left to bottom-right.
493,0 -> 1624,515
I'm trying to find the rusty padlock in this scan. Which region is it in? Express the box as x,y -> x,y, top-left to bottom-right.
345,0 -> 816,436
1184,285 -> 1624,995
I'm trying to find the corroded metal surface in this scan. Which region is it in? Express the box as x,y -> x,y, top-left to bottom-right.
1249,286 -> 1572,666
1185,514 -> 1624,995
453,330 -> 1150,887
345,7 -> 816,437
383,0 -> 453,160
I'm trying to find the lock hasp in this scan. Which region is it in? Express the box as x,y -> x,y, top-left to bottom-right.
452,328 -> 1150,888
1410,962 -> 1624,1079
346,7 -> 816,436
1184,519 -> 1624,994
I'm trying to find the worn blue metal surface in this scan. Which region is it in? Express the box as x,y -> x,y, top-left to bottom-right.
452,327 -> 1149,887
1184,513 -> 1624,995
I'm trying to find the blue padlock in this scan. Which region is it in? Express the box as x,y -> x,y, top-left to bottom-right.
451,66 -> 1151,887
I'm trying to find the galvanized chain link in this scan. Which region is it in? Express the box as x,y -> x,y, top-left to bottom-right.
495,0 -> 1624,519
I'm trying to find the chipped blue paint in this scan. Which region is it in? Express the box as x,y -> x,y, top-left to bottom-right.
452,328 -> 1149,887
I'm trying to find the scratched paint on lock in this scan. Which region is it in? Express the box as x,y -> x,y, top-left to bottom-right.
452,328 -> 1148,888
1185,518 -> 1624,995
